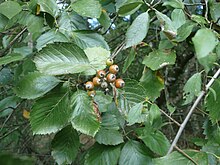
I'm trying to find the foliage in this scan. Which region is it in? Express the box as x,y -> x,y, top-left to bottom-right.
0,0 -> 219,164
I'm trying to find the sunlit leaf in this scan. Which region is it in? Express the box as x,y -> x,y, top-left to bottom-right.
72,30 -> 109,50
34,43 -> 90,75
83,47 -> 110,75
0,1 -> 22,19
192,28 -> 218,71
142,49 -> 176,71
37,0 -> 59,17
71,0 -> 102,18
125,12 -> 150,48
163,0 -> 184,9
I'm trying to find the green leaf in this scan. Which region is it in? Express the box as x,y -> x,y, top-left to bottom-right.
71,90 -> 100,137
119,140 -> 153,165
166,103 -> 176,114
118,2 -> 143,17
85,143 -> 121,165
71,0 -> 102,18
51,125 -> 80,165
139,69 -> 164,101
202,142 -> 220,164
205,79 -> 220,123
0,1 -> 22,19
125,12 -> 150,48
16,11 -> 44,39
95,128 -> 124,145
34,43 -> 90,75
156,10 -> 176,33
122,79 -> 147,104
216,43 -> 220,58
171,9 -> 186,30
38,0 -> 59,17
0,96 -> 20,118
36,30 -> 69,50
137,126 -> 170,156
0,14 -> 9,32
0,53 -> 25,66
30,89 -> 70,134
14,72 -> 60,99
83,47 -> 110,75
106,103 -> 126,128
72,30 -> 109,50
58,11 -> 88,33
163,0 -> 184,9
142,49 -> 176,71
191,14 -> 207,25
153,150 -> 208,165
98,10 -> 111,31
203,120 -> 220,145
148,104 -> 162,128
210,3 -> 220,25
192,28 -> 218,70
122,47 -> 136,73
100,113 -> 120,130
174,21 -> 196,42
183,73 -> 202,105
0,153 -> 34,165
13,46 -> 32,56
94,91 -> 112,112
127,102 -> 147,126
0,68 -> 13,86
95,112 -> 123,145
199,53 -> 217,73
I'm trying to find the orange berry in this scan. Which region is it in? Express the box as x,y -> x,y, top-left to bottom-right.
88,90 -> 96,97
109,65 -> 119,74
106,73 -> 116,83
96,70 -> 106,78
85,81 -> 94,90
115,79 -> 125,88
93,77 -> 101,86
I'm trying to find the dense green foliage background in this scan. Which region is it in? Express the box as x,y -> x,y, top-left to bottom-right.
0,0 -> 219,164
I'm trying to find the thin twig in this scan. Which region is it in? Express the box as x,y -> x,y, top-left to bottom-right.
102,15 -> 118,35
111,42 -> 125,59
160,109 -> 181,127
174,145 -> 198,165
167,68 -> 220,154
184,2 -> 204,6
204,0 -> 210,23
0,126 -> 20,140
0,27 -> 27,57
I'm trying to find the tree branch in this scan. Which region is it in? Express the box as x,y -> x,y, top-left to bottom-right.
174,145 -> 198,165
0,27 -> 27,57
167,68 -> 220,154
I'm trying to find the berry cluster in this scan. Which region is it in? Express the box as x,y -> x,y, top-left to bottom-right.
85,59 -> 125,97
